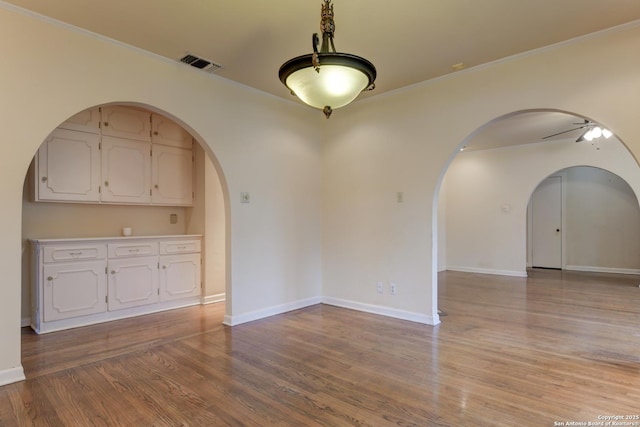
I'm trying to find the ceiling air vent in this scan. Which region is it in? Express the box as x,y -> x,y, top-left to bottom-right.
179,53 -> 222,74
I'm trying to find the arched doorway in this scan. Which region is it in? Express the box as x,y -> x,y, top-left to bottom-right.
20,103 -> 229,367
434,110 -> 640,313
527,166 -> 640,273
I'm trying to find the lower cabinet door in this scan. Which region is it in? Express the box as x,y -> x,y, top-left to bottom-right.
108,256 -> 159,311
159,254 -> 201,302
43,261 -> 107,322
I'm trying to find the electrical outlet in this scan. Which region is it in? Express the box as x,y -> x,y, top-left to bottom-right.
377,281 -> 384,294
169,213 -> 178,224
390,283 -> 397,295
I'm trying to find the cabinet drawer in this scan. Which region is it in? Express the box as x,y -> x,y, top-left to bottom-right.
43,245 -> 107,263
160,240 -> 201,255
108,242 -> 158,258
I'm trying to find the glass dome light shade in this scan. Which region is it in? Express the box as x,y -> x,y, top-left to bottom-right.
279,53 -> 376,110
584,130 -> 594,141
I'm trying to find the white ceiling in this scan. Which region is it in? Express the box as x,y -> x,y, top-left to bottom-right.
5,0 -> 639,148
465,111 -> 608,151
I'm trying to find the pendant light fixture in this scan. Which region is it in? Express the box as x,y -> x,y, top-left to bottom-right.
278,0 -> 376,118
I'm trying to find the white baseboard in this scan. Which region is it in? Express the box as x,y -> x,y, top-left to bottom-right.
564,265 -> 640,275
33,297 -> 201,334
322,297 -> 440,326
21,317 -> 30,328
0,366 -> 25,386
223,296 -> 441,327
223,296 -> 322,326
446,266 -> 528,278
201,293 -> 225,305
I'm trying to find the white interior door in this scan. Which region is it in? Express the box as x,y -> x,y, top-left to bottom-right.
531,175 -> 562,269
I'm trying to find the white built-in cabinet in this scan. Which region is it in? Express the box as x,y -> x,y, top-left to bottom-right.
58,108 -> 101,134
36,129 -> 102,202
107,240 -> 159,311
151,144 -> 194,205
151,113 -> 192,149
159,239 -> 202,301
31,235 -> 202,334
42,260 -> 107,322
101,136 -> 152,203
101,106 -> 152,142
34,106 -> 194,206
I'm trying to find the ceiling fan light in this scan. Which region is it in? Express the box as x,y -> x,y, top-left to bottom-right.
591,126 -> 602,138
602,128 -> 613,139
584,130 -> 594,141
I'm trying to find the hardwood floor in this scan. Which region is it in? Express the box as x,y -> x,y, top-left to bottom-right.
2,269 -> 640,426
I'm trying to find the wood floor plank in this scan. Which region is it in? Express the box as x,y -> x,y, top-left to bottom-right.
2,269 -> 640,425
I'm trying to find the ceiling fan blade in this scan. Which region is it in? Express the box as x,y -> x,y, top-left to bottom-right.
576,130 -> 588,142
541,125 -> 587,140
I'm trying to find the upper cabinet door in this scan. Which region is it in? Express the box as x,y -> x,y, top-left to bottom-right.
58,107 -> 101,134
101,106 -> 151,142
151,145 -> 193,206
101,136 -> 151,204
151,114 -> 193,149
36,129 -> 101,202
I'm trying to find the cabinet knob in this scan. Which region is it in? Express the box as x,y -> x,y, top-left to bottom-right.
104,122 -> 109,127
154,184 -> 159,189
154,131 -> 159,135
111,270 -> 116,275
47,276 -> 53,281
104,181 -> 109,187
162,265 -> 166,269
41,176 -> 48,182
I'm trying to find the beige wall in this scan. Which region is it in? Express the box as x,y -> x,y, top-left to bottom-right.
443,138 -> 640,275
564,166 -> 640,271
203,146 -> 227,302
0,5 -> 322,384
322,24 -> 640,324
1,4 -> 639,386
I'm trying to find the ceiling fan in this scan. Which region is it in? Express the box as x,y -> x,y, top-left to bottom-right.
541,119 -> 612,142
